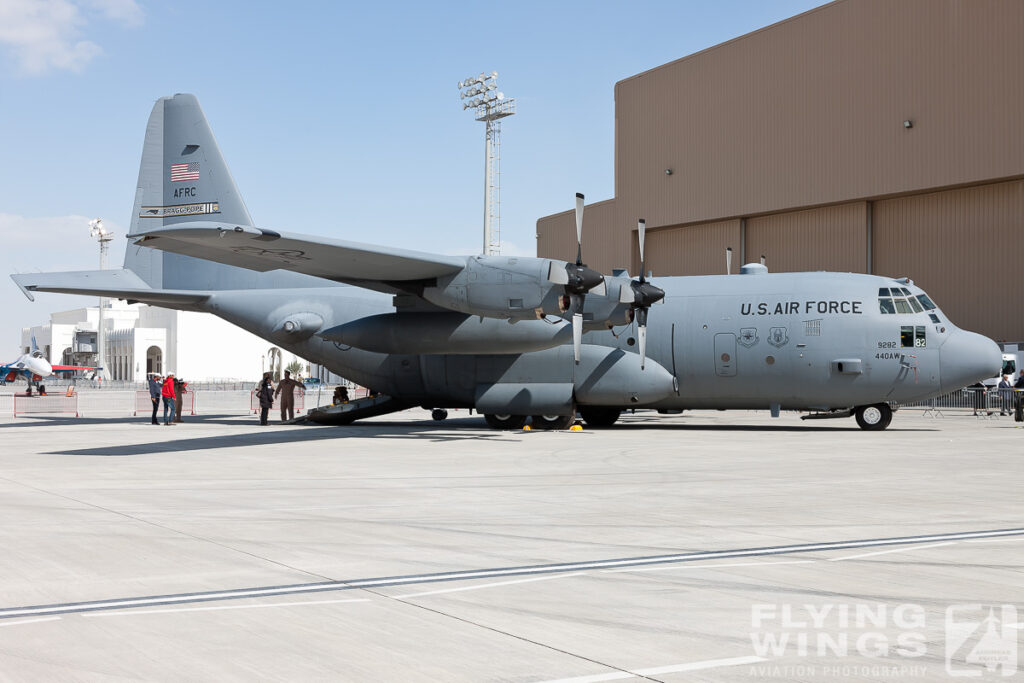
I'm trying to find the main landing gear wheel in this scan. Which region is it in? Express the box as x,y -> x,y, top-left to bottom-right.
431,409 -> 448,421
531,414 -> 575,430
579,407 -> 621,427
484,413 -> 528,430
855,403 -> 893,431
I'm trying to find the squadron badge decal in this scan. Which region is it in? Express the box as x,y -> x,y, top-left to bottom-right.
739,327 -> 759,348
768,326 -> 789,348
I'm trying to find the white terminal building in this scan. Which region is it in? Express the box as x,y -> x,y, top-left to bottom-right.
20,300 -> 322,383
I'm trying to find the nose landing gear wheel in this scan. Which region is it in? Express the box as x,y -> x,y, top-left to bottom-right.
484,413 -> 528,430
531,414 -> 575,430
431,409 -> 448,421
855,403 -> 893,431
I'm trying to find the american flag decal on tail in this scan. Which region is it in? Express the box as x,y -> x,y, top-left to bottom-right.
170,162 -> 200,182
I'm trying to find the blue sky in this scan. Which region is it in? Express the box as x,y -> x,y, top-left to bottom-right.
0,0 -> 825,347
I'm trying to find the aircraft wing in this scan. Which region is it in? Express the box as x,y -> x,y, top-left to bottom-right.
51,365 -> 101,373
11,269 -> 212,310
128,222 -> 467,284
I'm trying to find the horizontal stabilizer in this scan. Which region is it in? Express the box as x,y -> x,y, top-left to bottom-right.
128,222 -> 467,283
11,269 -> 211,308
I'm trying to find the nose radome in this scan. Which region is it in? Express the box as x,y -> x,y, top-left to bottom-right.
939,330 -> 1001,393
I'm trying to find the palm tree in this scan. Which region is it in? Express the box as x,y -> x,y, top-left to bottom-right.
286,358 -> 304,377
267,347 -> 283,382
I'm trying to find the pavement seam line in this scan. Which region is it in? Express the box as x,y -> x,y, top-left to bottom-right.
360,584 -> 665,683
2,526 -> 1022,618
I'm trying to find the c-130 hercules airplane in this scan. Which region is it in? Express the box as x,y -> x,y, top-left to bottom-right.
12,94 -> 1001,430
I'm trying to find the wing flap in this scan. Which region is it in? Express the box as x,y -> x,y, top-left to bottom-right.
129,222 -> 467,283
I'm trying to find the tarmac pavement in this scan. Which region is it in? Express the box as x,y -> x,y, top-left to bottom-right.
0,408 -> 1020,681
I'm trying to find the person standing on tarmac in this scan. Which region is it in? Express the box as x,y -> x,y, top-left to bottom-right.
274,370 -> 305,422
161,372 -> 177,425
148,373 -> 162,425
173,376 -> 187,423
998,374 -> 1013,416
257,372 -> 274,425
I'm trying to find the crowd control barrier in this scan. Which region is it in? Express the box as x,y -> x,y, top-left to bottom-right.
251,390 -> 305,414
13,393 -> 79,418
134,391 -> 195,416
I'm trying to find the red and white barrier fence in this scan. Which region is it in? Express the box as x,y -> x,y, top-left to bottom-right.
133,391 -> 196,416
13,394 -> 79,418
1,384 -> 359,419
250,390 -> 305,414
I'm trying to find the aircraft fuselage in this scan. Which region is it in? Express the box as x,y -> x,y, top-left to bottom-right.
201,270 -> 998,414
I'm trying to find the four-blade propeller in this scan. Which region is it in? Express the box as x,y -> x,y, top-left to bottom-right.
549,195 -> 665,369
626,219 -> 665,369
560,193 -> 605,364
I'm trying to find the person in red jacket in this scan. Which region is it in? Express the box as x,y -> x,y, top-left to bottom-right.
161,372 -> 176,425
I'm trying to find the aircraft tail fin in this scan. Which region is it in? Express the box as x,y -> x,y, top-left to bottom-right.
129,93 -> 252,238
122,94 -> 323,292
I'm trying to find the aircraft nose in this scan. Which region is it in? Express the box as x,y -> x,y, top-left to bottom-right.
939,330 -> 1001,393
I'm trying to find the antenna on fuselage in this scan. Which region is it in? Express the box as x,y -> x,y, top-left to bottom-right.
760,254 -> 766,266
726,247 -> 732,275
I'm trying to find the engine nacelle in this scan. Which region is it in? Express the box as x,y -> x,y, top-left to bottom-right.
320,312 -> 572,355
421,255 -> 575,321
420,255 -> 640,333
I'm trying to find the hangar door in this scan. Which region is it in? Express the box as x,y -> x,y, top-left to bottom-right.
641,220 -> 741,277
745,202 -> 867,273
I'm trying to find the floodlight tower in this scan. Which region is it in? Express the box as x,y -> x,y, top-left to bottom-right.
88,218 -> 113,381
458,71 -> 515,256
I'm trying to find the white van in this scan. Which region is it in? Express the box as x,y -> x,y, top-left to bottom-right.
983,344 -> 1020,387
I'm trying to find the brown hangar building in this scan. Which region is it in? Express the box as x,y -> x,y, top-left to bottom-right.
536,0 -> 1024,344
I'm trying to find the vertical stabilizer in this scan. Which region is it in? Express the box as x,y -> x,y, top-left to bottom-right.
130,93 -> 252,234
120,94 -> 330,291
122,94 -> 321,290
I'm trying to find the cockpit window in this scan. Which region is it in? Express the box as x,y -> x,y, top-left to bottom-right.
879,288 -> 940,315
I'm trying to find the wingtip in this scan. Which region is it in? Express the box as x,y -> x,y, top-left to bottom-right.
10,274 -> 35,302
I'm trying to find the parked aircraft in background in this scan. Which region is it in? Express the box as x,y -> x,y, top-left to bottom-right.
1,337 -> 100,394
10,94 -> 1002,429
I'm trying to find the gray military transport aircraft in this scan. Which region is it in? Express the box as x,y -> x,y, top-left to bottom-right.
11,94 -> 1001,430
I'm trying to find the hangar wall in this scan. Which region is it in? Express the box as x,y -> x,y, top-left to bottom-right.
872,179 -> 1024,342
643,220 -> 741,277
535,0 -> 1024,342
746,203 -> 868,275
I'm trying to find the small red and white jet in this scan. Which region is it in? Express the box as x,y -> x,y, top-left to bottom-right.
1,337 -> 100,394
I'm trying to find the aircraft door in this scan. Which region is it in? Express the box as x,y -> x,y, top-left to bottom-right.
714,333 -> 737,377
